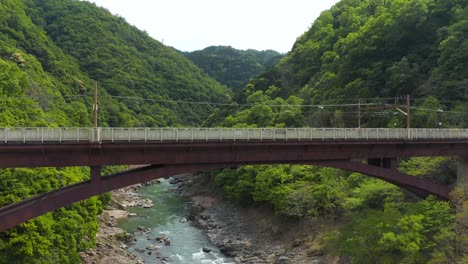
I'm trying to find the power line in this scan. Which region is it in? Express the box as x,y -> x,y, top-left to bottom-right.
3,93 -> 468,115
106,95 -> 392,108
8,93 -> 384,108
411,107 -> 468,115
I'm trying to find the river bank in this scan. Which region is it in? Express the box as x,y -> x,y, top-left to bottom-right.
174,173 -> 342,264
80,183 -> 155,264
81,173 -> 342,263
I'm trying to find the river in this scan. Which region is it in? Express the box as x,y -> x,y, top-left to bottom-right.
117,179 -> 234,264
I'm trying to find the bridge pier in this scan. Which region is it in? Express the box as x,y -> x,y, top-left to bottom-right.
457,156 -> 468,195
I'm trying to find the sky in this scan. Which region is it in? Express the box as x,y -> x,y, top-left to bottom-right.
87,0 -> 340,53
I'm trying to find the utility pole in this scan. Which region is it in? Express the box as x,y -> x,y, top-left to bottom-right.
94,81 -> 98,128
358,100 -> 361,128
357,95 -> 410,129
406,94 -> 410,129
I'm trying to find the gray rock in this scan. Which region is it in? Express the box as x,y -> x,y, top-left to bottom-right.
146,245 -> 158,251
188,204 -> 205,220
220,240 -> 239,257
275,256 -> 290,264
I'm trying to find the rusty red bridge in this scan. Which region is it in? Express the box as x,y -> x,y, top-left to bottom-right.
1,127 -> 468,232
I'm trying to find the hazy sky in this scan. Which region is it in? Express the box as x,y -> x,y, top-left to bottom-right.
87,0 -> 340,53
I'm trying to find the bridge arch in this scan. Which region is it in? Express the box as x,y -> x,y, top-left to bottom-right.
0,160 -> 450,233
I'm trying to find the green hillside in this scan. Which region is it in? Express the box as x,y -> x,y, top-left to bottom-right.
233,0 -> 467,128
0,0 -> 466,262
248,0 -> 467,100
24,0 -> 229,127
0,0 -> 230,262
212,0 -> 467,263
185,46 -> 282,92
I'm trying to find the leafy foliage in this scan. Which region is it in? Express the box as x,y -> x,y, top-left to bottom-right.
399,157 -> 457,184
326,198 -> 457,264
0,167 -> 102,263
213,165 -> 346,218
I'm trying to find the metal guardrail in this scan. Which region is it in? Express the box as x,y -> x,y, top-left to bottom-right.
0,127 -> 467,143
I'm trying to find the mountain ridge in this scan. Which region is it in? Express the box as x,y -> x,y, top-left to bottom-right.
184,45 -> 283,92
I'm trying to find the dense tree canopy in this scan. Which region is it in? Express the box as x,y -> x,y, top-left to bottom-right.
0,0 -> 231,262
23,0 -> 232,127
185,46 -> 282,92
235,0 -> 468,129
0,0 -> 466,262
209,0 -> 467,262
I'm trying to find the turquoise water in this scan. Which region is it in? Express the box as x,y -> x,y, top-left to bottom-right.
118,179 -> 233,264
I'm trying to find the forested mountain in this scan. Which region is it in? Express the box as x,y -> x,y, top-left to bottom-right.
0,0 -> 229,262
23,0 -> 231,127
249,0 -> 467,100
185,46 -> 282,91
210,0 -> 467,263
230,0 -> 468,129
0,0 -> 466,263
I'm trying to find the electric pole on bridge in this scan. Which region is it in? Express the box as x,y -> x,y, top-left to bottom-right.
91,80 -> 102,181
92,81 -> 100,143
357,94 -> 411,129
358,100 -> 361,128
94,81 -> 98,128
406,94 -> 410,129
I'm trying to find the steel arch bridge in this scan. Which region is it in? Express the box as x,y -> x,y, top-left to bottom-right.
0,127 -> 467,232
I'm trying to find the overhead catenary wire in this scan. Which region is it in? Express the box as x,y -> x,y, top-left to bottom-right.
103,95 -> 404,108
0,94 -> 390,108
411,107 -> 468,115
2,94 -> 468,115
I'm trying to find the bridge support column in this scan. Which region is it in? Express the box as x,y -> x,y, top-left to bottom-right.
368,158 -> 397,170
457,156 -> 468,195
90,166 -> 101,183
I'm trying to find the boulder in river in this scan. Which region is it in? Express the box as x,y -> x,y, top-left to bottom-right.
156,234 -> 171,246
137,226 -> 147,232
139,199 -> 154,208
156,235 -> 166,242
146,245 -> 158,251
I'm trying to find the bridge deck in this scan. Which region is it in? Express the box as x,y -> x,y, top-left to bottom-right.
0,127 -> 467,143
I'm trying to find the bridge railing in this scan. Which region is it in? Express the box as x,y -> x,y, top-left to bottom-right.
0,128 -> 94,143
0,127 -> 467,143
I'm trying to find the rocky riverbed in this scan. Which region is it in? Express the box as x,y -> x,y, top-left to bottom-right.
81,174 -> 342,263
174,173 -> 342,264
80,183 -> 156,264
